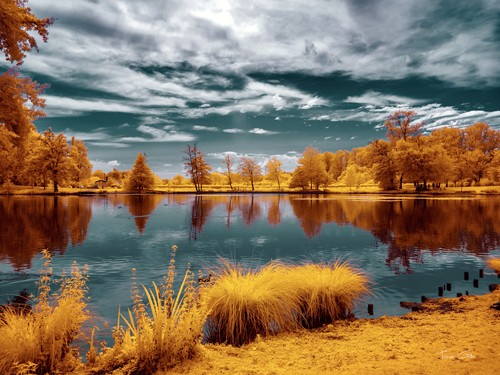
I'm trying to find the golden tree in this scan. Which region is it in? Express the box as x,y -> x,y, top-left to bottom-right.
126,153 -> 155,192
25,129 -> 70,192
0,0 -> 53,64
223,153 -> 235,190
294,146 -> 328,189
238,157 -> 262,191
68,137 -> 92,187
183,145 -> 211,192
265,156 -> 283,189
0,0 -> 52,183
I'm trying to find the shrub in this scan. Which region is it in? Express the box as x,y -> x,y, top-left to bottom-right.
89,246 -> 208,374
292,262 -> 369,328
201,260 -> 302,346
201,260 -> 370,345
0,250 -> 89,375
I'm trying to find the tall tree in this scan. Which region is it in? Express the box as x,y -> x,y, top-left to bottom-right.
367,140 -> 398,190
126,153 -> 154,192
0,0 -> 53,65
223,153 -> 235,190
461,122 -> 500,182
183,145 -> 211,192
384,111 -> 424,188
238,157 -> 262,191
384,110 -> 424,142
265,157 -> 283,189
27,129 -> 70,192
295,146 -> 328,189
394,137 -> 452,190
68,137 -> 92,187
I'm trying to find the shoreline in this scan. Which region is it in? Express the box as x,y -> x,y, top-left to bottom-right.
1,186 -> 500,197
163,288 -> 500,375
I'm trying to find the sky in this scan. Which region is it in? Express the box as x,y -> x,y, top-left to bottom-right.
6,0 -> 500,177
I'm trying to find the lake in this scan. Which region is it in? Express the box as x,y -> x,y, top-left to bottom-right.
1,194 -> 499,341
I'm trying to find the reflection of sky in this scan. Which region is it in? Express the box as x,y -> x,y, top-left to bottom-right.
1,195 -> 499,344
2,1 -> 498,176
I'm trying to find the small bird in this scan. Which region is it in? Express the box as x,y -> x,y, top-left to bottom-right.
198,274 -> 213,284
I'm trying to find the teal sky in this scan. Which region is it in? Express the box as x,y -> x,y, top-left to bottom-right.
4,0 -> 500,177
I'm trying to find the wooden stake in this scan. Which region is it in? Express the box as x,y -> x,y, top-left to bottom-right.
368,304 -> 374,316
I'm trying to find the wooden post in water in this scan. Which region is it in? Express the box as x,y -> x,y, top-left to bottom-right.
473,279 -> 479,288
466,291 -> 469,296
464,271 -> 469,280
421,296 -> 428,303
479,269 -> 484,278
446,283 -> 451,291
456,293 -> 462,297
367,304 -> 374,316
438,287 -> 444,297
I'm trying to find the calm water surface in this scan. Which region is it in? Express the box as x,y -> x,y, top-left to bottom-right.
1,194 -> 499,341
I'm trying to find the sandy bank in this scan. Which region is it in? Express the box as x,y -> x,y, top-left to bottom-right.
167,289 -> 500,375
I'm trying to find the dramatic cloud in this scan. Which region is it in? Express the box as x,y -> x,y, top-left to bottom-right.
12,0 -> 498,177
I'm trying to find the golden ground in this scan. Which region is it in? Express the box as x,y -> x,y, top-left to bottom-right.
167,289 -> 500,375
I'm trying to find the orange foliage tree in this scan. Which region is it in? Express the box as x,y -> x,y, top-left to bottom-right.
183,145 -> 211,192
238,157 -> 262,191
126,153 -> 155,192
0,0 -> 52,184
0,0 -> 53,64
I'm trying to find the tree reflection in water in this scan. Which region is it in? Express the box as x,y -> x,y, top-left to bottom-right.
0,197 -> 92,270
1,195 -> 498,274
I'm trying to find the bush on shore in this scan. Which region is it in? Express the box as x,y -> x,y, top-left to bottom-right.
200,260 -> 369,346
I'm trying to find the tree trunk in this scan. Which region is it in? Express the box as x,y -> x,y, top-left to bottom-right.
399,174 -> 403,189
251,179 -> 254,191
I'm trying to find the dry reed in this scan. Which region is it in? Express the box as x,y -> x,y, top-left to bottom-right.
89,245 -> 208,374
0,249 -> 89,375
292,261 -> 370,328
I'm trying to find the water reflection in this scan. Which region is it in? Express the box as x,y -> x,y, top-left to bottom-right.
0,197 -> 92,270
1,195 -> 499,274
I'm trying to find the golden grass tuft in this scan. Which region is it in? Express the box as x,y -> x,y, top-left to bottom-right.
487,258 -> 500,273
292,262 -> 370,328
0,250 -> 89,375
89,245 -> 208,374
201,260 -> 302,346
201,260 -> 370,345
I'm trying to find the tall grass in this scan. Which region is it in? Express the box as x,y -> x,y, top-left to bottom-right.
293,262 -> 369,328
0,250 -> 89,375
89,246 -> 208,374
201,260 -> 369,346
201,260 -> 302,346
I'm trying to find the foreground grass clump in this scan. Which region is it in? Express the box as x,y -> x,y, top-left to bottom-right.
293,262 -> 369,328
201,260 -> 302,346
201,260 -> 369,346
488,258 -> 500,273
0,250 -> 89,375
89,246 -> 208,374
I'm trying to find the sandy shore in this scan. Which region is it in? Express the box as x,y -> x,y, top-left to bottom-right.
167,288 -> 500,375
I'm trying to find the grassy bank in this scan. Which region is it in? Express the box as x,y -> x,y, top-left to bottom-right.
2,184 -> 500,196
165,288 -> 500,375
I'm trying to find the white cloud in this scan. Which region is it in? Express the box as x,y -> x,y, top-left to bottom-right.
344,91 -> 425,106
120,124 -> 196,142
108,160 -> 120,167
88,142 -> 129,148
223,128 -> 245,134
248,128 -> 278,135
192,125 -> 220,131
